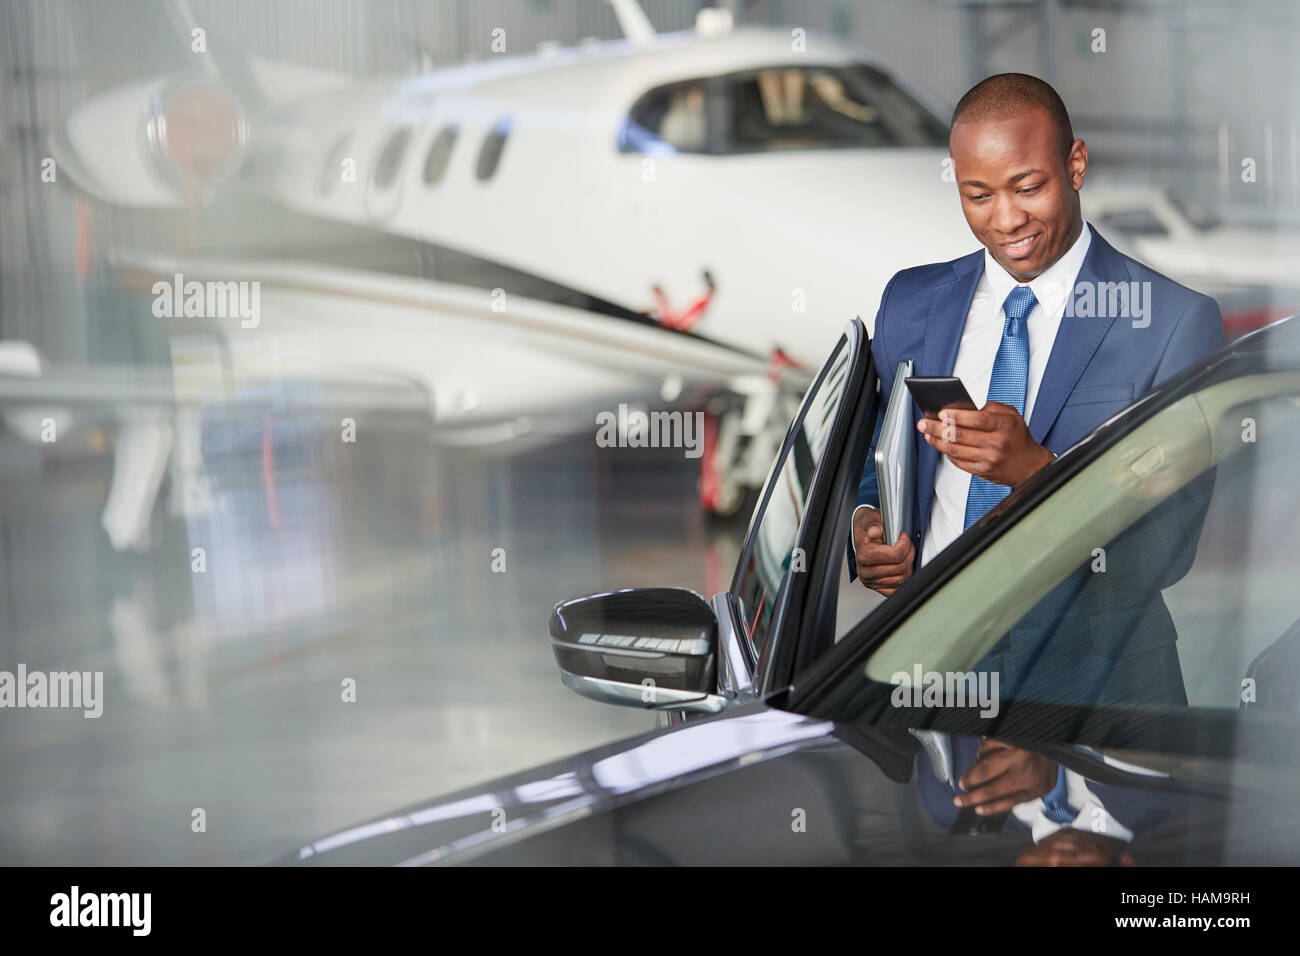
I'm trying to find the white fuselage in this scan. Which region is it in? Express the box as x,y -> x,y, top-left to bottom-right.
239,27 -> 974,373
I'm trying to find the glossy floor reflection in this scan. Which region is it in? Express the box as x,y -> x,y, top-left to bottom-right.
0,414 -> 741,864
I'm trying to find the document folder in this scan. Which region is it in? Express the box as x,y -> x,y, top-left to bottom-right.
874,359 -> 915,546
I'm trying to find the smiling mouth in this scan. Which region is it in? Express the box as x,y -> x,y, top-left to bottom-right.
999,233 -> 1040,258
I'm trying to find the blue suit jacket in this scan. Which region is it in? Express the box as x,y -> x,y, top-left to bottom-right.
855,224 -> 1224,563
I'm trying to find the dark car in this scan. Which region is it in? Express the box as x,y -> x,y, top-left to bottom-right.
279,315 -> 1300,866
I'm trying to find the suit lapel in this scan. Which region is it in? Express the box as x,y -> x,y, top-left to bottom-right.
1027,225 -> 1127,444
914,252 -> 983,541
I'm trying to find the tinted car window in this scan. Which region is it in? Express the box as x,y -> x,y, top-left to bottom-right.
734,341 -> 851,660
863,358 -> 1300,719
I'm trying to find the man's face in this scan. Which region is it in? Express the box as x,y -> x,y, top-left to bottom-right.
949,108 -> 1087,281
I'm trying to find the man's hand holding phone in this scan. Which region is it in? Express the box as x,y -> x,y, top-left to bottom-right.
852,506 -> 915,596
906,376 -> 1054,490
917,403 -> 1054,489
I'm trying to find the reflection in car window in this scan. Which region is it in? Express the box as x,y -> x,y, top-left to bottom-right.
727,63 -> 948,151
864,363 -> 1300,721
735,343 -> 851,661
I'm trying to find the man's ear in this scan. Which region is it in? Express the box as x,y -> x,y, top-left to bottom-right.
1067,138 -> 1088,191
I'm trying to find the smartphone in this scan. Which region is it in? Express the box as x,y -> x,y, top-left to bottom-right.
905,376 -> 977,418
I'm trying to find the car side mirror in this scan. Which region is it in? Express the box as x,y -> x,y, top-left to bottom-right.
549,587 -> 724,713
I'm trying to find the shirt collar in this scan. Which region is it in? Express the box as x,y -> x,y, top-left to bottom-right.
982,221 -> 1092,316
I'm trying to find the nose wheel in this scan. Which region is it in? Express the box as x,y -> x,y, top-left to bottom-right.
697,405 -> 768,522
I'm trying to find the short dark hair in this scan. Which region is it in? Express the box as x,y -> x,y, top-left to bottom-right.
950,73 -> 1075,160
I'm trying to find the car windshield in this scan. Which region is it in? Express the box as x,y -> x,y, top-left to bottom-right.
842,323 -> 1300,741
1168,191 -> 1222,232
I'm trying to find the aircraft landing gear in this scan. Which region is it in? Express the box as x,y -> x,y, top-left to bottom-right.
699,382 -> 796,521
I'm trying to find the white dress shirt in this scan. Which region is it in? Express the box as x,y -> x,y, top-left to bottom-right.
1011,766 -> 1135,844
917,222 -> 1092,566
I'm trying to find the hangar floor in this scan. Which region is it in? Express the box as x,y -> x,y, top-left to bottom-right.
0,415 -> 742,864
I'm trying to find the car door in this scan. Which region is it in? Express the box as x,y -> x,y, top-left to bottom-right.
716,316 -> 878,704
551,318 -> 878,724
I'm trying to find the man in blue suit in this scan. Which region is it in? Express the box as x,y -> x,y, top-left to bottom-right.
851,74 -> 1224,819
852,74 -> 1223,593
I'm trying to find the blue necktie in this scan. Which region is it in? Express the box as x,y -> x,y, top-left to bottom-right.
1042,766 -> 1077,823
962,285 -> 1036,531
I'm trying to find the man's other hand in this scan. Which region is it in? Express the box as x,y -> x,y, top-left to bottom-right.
917,402 -> 1054,489
852,506 -> 915,596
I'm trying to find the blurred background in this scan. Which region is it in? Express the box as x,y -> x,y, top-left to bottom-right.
1,0 -> 1297,864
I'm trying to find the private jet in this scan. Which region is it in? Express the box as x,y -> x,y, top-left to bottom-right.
33,0 -> 971,536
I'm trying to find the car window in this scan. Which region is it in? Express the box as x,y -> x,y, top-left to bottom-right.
733,339 -> 851,662
862,360 -> 1300,720
726,63 -> 948,152
1097,207 -> 1170,238
1168,191 -> 1221,232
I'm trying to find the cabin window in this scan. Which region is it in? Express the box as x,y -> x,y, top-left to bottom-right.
476,118 -> 511,181
422,124 -> 459,186
373,127 -> 413,190
320,133 -> 352,196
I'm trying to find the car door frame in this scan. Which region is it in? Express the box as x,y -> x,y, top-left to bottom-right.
714,317 -> 879,703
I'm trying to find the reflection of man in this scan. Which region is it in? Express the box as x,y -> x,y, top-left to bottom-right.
851,74 -> 1223,593
914,732 -> 1183,865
